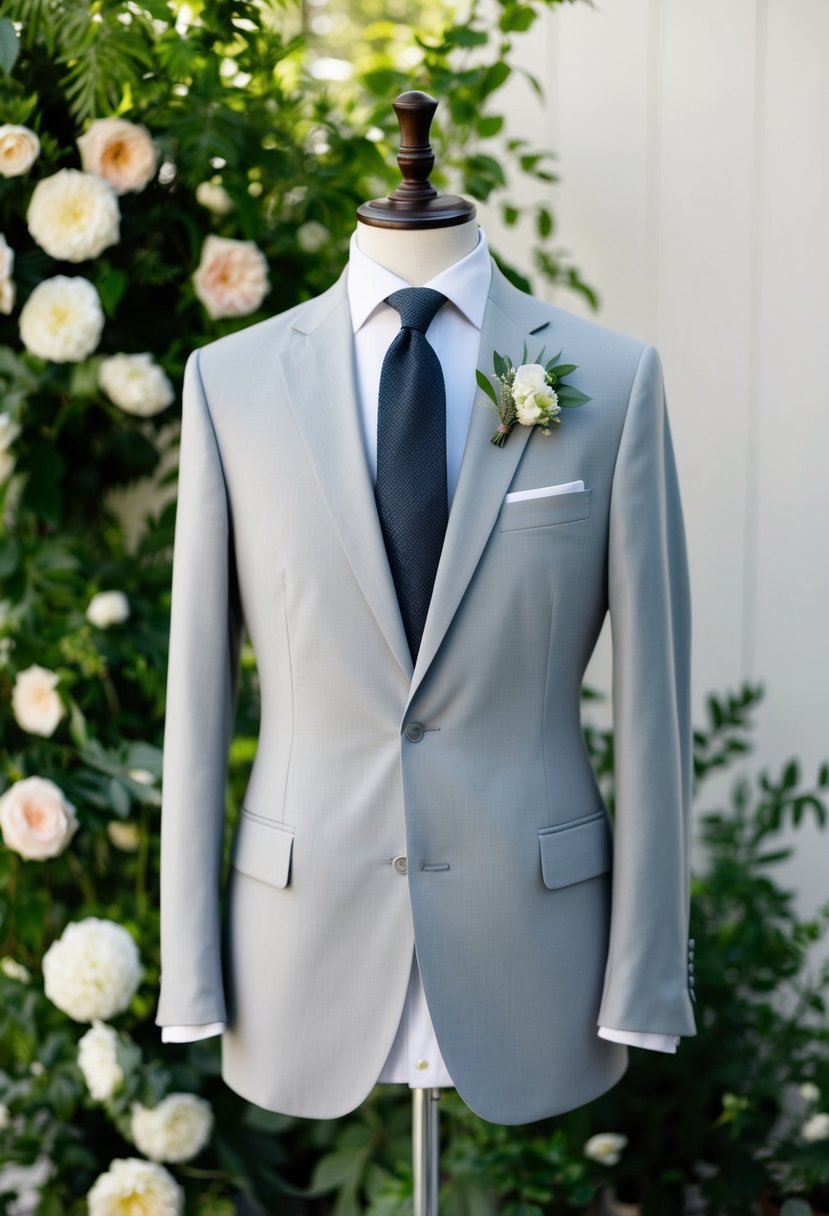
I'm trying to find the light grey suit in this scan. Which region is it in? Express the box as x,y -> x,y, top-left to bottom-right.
155,253 -> 697,1125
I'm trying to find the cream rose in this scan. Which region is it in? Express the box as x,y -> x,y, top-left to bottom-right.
130,1092 -> 214,1163
802,1111 -> 829,1142
512,362 -> 559,427
195,180 -> 234,215
77,117 -> 159,194
107,821 -> 141,852
87,1158 -> 183,1216
583,1131 -> 629,1165
19,275 -> 104,362
86,590 -> 130,628
42,916 -> 143,1022
297,221 -> 329,252
11,663 -> 64,736
0,124 -> 40,176
77,1020 -> 124,1101
0,776 -> 79,861
98,353 -> 175,417
26,168 -> 120,262
0,233 -> 16,315
192,234 -> 270,319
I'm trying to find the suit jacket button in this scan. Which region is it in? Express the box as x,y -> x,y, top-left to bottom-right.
405,722 -> 425,742
393,855 -> 408,875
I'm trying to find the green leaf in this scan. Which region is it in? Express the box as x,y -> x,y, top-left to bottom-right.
547,362 -> 578,377
0,17 -> 20,74
555,386 -> 591,405
475,369 -> 498,405
0,535 -> 21,578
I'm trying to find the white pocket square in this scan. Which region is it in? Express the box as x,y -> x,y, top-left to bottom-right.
504,479 -> 585,504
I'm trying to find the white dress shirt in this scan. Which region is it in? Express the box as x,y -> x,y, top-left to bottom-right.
161,223 -> 680,1072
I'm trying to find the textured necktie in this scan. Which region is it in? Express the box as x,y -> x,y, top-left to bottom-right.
375,286 -> 449,664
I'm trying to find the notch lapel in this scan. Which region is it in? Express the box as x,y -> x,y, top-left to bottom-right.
277,269 -> 414,681
406,261 -> 553,704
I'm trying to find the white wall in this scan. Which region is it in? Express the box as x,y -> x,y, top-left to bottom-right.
478,0 -> 829,932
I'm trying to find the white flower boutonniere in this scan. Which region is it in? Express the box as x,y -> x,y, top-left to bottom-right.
476,342 -> 592,446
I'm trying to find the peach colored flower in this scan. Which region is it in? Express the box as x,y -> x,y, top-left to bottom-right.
77,118 -> 159,195
192,234 -> 270,320
0,124 -> 40,176
0,776 -> 79,861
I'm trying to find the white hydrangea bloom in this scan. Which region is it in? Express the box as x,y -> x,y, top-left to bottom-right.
98,353 -> 175,417
19,275 -> 104,363
77,1020 -> 124,1101
130,1092 -> 214,1163
87,1157 -> 183,1216
42,917 -> 143,1022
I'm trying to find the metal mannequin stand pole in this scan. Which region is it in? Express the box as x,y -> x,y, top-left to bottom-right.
412,1087 -> 442,1216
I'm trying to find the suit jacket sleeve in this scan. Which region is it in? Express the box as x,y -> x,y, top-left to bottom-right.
596,343 -> 697,1038
155,347 -> 244,1028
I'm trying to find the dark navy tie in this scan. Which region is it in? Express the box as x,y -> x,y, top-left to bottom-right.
375,286 -> 449,664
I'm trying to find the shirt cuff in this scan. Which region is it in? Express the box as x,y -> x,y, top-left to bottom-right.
598,1025 -> 679,1053
160,1021 -> 226,1043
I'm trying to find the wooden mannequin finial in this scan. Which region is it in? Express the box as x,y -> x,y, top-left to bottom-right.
356,91 -> 476,229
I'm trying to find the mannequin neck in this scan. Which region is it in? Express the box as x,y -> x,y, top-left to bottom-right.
354,218 -> 480,285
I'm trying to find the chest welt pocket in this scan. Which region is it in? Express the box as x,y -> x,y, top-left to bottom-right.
538,808 -> 612,889
230,807 -> 294,889
499,488 -> 591,533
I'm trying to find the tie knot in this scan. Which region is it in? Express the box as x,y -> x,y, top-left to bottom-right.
385,286 -> 448,334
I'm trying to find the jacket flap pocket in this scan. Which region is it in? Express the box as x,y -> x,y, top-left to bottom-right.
538,810 -> 612,889
499,488 -> 591,532
231,807 -> 294,889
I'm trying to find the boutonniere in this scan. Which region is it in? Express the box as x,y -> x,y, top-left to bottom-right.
475,341 -> 592,446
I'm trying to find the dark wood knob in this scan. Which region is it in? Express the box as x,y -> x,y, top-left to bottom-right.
356,91 -> 476,229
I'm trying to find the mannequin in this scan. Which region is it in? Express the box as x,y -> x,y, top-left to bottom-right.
153,83 -> 690,1206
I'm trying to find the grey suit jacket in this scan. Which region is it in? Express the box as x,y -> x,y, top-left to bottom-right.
155,254 -> 697,1125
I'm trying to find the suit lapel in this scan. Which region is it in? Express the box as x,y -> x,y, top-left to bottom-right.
407,261 -> 552,703
277,268 -> 415,681
277,256 -> 553,694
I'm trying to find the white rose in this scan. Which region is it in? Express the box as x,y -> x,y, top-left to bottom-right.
802,1111 -> 829,1142
130,1093 -> 214,1163
19,275 -> 104,363
0,124 -> 40,176
77,1020 -> 124,1101
583,1131 -> 629,1166
87,1158 -> 183,1216
0,956 -> 31,982
0,231 -> 15,279
11,663 -> 64,736
26,168 -> 120,262
0,775 -> 79,861
297,221 -> 329,252
77,118 -> 159,194
192,234 -> 270,320
512,362 -> 558,427
195,181 -> 234,215
42,916 -> 143,1022
107,821 -> 141,852
799,1081 -> 821,1104
0,276 -> 14,315
98,353 -> 175,417
86,590 -> 130,628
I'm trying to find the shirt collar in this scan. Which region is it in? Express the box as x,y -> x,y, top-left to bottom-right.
345,223 -> 492,334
